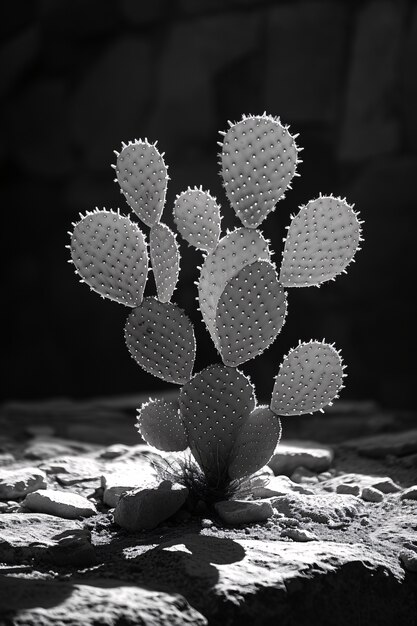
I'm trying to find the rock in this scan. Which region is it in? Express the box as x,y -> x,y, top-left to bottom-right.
126,535 -> 412,624
281,528 -> 317,542
361,487 -> 384,503
0,453 -> 15,466
24,437 -> 95,460
102,463 -> 157,507
251,475 -> 314,499
0,577 -> 206,625
400,486 -> 417,501
400,548 -> 417,573
214,500 -> 274,526
99,443 -> 130,460
269,441 -> 333,475
339,1 -> 403,160
0,467 -> 47,499
114,481 -> 188,531
371,478 -> 401,494
271,493 -> 362,524
40,455 -> 104,485
0,513 -> 95,566
291,466 -> 320,484
321,472 -> 401,494
336,483 -> 361,496
342,429 -> 417,458
23,489 -> 97,519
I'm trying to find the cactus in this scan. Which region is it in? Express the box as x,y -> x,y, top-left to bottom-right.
174,187 -> 221,252
68,112 -> 362,509
216,260 -> 287,366
150,222 -> 180,303
114,140 -> 167,227
124,297 -> 195,385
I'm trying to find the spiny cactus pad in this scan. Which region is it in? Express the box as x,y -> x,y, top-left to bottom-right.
228,406 -> 282,480
179,364 -> 256,473
114,140 -> 168,227
280,195 -> 362,287
216,260 -> 287,366
220,114 -> 299,229
136,398 -> 188,452
198,227 -> 271,348
124,297 -> 195,384
271,341 -> 345,416
70,209 -> 148,307
174,187 -> 221,252
150,222 -> 180,303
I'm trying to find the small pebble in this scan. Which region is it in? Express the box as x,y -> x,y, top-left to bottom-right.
400,486 -> 417,501
400,549 -> 417,573
279,517 -> 300,528
371,478 -> 401,494
337,483 -> 360,496
281,528 -> 317,542
361,487 -> 384,503
201,518 -> 213,528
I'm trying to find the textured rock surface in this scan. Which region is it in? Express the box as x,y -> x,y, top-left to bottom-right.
0,467 -> 46,499
269,441 -> 333,475
214,499 -> 274,525
271,492 -> 362,524
342,429 -> 417,458
102,464 -> 157,507
0,513 -> 95,566
114,481 -> 188,531
23,489 -> 97,518
0,577 -> 206,625
0,399 -> 416,625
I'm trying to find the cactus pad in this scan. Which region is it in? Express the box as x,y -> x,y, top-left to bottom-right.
124,297 -> 195,384
198,227 -> 271,348
216,260 -> 287,366
174,187 -> 221,251
228,406 -> 281,480
70,209 -> 148,307
280,195 -> 362,287
136,398 -> 188,452
179,364 -> 256,473
271,341 -> 345,416
150,222 -> 180,303
114,140 -> 168,227
220,114 -> 299,229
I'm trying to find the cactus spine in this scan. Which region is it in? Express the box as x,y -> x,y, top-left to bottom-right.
68,113 -> 362,505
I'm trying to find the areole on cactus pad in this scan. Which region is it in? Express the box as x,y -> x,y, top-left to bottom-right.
68,112 -> 363,503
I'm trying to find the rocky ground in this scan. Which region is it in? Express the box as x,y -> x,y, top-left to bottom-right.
0,395 -> 416,626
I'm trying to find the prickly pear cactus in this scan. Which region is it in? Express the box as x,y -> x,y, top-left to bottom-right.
68,112 -> 362,507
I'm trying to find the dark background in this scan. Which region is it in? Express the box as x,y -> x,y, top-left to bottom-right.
2,0 -> 416,408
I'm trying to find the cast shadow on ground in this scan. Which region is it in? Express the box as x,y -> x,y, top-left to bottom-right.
125,532 -> 246,612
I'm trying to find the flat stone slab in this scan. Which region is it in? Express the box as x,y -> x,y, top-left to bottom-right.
114,481 -> 188,531
341,429 -> 417,458
101,462 -> 157,507
122,534 -> 413,625
0,577 -> 206,625
0,467 -> 47,499
251,474 -> 314,498
0,513 -> 95,566
271,492 -> 363,523
23,489 -> 97,518
215,499 -> 274,525
269,441 -> 333,475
